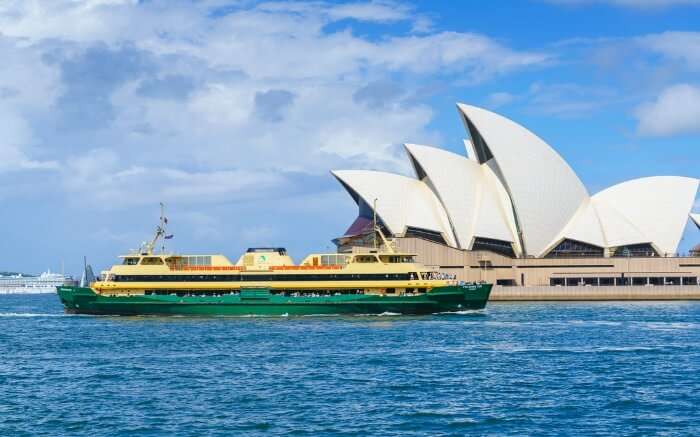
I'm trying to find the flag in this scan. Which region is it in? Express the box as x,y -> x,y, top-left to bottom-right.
164,234 -> 174,239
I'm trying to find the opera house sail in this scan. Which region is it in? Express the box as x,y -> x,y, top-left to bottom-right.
332,104 -> 700,287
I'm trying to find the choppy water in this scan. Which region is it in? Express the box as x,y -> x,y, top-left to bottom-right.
1,295 -> 700,436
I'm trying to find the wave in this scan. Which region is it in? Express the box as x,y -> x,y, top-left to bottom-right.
349,311 -> 402,317
634,322 -> 700,330
433,310 -> 485,315
0,312 -> 64,318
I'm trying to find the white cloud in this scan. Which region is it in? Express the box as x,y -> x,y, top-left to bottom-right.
0,0 -> 547,209
327,1 -> 412,21
485,92 -> 517,108
527,82 -> 618,116
0,107 -> 58,172
482,82 -> 618,117
637,32 -> 700,70
60,148 -> 290,208
635,83 -> 700,136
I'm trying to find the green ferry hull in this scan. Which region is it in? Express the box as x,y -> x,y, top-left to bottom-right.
56,284 -> 491,316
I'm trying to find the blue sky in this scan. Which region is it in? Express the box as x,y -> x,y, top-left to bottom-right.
0,0 -> 698,274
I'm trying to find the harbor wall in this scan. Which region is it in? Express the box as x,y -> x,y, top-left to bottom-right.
390,237 -> 700,288
490,285 -> 700,301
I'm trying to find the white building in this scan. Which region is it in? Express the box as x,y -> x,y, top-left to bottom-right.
333,104 -> 699,260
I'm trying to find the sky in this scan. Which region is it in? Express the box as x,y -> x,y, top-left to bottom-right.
1,0 -> 699,275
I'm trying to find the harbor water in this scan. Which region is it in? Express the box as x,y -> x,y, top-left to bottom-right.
2,295 -> 699,435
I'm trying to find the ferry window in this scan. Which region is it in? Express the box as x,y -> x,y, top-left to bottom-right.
550,278 -> 565,286
165,257 -> 183,268
354,255 -> 378,263
319,255 -> 350,265
378,255 -> 414,263
123,258 -> 139,265
185,256 -> 212,266
321,255 -> 346,265
141,257 -> 164,265
665,277 -> 680,285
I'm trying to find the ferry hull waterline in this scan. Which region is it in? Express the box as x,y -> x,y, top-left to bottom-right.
57,284 -> 492,316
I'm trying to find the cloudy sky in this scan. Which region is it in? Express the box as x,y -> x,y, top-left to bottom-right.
1,0 -> 699,274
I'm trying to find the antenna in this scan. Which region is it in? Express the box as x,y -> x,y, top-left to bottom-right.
142,203 -> 167,255
160,202 -> 166,254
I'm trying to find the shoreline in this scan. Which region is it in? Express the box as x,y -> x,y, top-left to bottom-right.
490,285 -> 700,301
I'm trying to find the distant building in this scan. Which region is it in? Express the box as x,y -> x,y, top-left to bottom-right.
333,104 -> 700,287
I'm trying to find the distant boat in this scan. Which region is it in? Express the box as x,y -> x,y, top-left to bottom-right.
0,271 -> 75,294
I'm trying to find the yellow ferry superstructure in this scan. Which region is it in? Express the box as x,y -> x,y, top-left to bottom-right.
93,248 -> 452,297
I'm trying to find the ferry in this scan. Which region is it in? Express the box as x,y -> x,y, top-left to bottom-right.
57,207 -> 491,316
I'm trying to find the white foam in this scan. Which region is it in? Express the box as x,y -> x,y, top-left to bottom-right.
434,310 -> 485,315
0,312 -> 64,318
635,322 -> 700,330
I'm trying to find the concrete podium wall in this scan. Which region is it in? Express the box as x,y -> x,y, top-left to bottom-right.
490,285 -> 700,301
390,237 -> 700,287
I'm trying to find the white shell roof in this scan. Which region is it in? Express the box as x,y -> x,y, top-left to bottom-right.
593,176 -> 699,255
457,103 -> 589,257
546,198 -> 607,252
404,144 -> 518,253
333,103 -> 698,258
591,198 -> 649,248
331,169 -> 457,247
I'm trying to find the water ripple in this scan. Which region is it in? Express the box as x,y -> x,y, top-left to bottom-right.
1,295 -> 700,435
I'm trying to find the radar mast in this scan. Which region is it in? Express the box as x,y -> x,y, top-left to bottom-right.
141,203 -> 169,255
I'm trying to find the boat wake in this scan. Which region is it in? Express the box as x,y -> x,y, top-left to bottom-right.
0,312 -> 65,318
434,310 -> 486,315
349,312 -> 403,317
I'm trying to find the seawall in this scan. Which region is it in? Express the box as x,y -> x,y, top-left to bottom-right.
490,285 -> 700,301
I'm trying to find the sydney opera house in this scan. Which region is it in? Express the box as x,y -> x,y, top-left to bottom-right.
332,104 -> 700,287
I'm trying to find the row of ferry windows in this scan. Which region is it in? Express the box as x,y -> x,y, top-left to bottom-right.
320,255 -> 350,266
113,273 -> 420,282
125,255 -> 413,266
354,255 -> 416,264
550,276 -> 698,286
123,256 -> 212,266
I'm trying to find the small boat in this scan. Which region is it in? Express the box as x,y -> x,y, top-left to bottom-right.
57,206 -> 491,316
